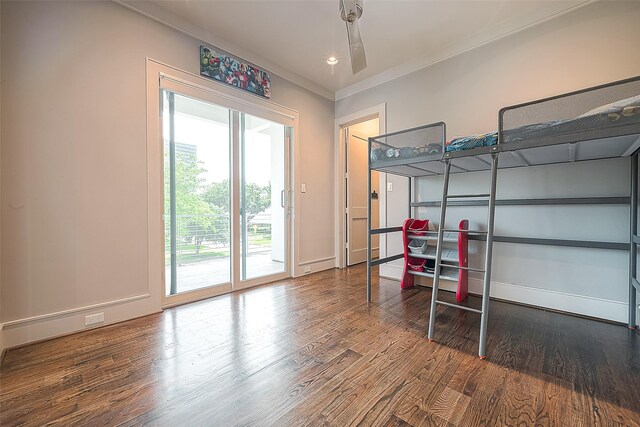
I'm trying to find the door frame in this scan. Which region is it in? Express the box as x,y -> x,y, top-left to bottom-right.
146,59 -> 299,309
334,104 -> 386,269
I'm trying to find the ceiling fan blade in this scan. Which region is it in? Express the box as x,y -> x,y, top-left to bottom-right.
346,19 -> 367,74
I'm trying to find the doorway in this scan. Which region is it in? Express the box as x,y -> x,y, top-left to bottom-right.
162,90 -> 291,301
345,118 -> 380,266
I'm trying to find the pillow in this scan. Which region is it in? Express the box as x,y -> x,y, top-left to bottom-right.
577,94 -> 640,118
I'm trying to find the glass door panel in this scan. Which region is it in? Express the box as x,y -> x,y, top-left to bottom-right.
240,113 -> 287,280
163,91 -> 231,296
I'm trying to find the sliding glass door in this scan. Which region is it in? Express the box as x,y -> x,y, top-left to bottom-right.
241,114 -> 287,280
162,90 -> 290,300
163,92 -> 231,296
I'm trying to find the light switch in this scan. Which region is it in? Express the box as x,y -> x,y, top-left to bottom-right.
387,182 -> 393,191
301,183 -> 306,193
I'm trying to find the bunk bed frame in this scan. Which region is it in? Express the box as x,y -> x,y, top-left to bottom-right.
366,75 -> 640,358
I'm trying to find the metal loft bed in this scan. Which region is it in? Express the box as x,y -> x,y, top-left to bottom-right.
366,75 -> 640,358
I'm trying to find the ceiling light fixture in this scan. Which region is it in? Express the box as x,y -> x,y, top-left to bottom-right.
326,56 -> 338,65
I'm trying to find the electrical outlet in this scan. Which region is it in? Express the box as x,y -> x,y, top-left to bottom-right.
85,312 -> 104,326
304,266 -> 311,274
301,183 -> 306,193
387,182 -> 393,191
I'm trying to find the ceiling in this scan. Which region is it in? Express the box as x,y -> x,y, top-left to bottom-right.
122,0 -> 590,100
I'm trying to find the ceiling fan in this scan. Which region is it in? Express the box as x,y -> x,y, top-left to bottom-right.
339,0 -> 367,74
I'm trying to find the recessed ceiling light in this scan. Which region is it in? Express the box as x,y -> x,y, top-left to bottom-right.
326,56 -> 338,65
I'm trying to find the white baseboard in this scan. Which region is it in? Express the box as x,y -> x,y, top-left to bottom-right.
469,278 -> 627,323
0,323 -> 4,359
375,265 -> 628,323
379,263 -> 403,280
1,294 -> 159,350
295,256 -> 336,277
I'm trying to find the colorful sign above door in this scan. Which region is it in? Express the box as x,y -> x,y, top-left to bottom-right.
200,45 -> 271,99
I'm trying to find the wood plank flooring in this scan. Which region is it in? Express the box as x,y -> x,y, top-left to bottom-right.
1,265 -> 639,426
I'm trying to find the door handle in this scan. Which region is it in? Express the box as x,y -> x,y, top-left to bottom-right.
281,190 -> 285,208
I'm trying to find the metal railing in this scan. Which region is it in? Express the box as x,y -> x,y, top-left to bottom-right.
165,213 -> 273,265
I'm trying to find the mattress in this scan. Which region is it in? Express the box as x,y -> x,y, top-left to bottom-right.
370,96 -> 640,164
502,104 -> 640,145
446,132 -> 497,152
370,143 -> 442,163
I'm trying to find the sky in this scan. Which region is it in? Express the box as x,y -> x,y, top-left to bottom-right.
163,101 -> 285,187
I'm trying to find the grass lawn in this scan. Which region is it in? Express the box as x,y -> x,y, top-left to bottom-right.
165,234 -> 272,265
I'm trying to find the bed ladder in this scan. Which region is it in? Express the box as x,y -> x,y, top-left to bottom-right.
428,151 -> 499,359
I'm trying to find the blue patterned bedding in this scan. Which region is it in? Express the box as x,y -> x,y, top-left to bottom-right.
370,143 -> 441,163
501,104 -> 640,145
370,96 -> 640,163
446,132 -> 497,152
444,98 -> 640,152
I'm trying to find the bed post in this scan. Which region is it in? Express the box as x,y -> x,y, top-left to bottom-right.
367,136 -> 372,303
408,176 -> 412,219
629,153 -> 638,329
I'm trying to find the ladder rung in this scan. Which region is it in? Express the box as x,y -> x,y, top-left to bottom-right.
446,193 -> 490,199
436,300 -> 483,314
442,229 -> 488,235
408,234 -> 457,242
439,263 -> 485,273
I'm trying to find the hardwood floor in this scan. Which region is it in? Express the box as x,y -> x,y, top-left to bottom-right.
1,265 -> 639,426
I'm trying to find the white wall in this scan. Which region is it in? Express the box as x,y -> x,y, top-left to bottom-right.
336,0 -> 640,322
0,0 -> 3,355
0,0 -> 334,348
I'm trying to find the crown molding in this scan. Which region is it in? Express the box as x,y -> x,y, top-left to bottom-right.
335,0 -> 595,101
114,0 -> 595,104
113,0 -> 335,101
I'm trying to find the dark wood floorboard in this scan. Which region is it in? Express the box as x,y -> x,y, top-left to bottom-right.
1,265 -> 639,426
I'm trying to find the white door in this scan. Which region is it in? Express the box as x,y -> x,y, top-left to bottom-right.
346,130 -> 379,265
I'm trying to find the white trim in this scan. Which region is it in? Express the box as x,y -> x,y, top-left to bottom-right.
2,294 -> 150,328
379,263 -> 403,281
299,257 -> 336,275
2,295 -> 160,350
160,274 -> 290,310
299,256 -> 336,266
236,272 -> 290,290
334,1 -> 595,101
161,284 -> 233,309
148,59 -> 298,305
334,103 -> 386,269
379,265 -> 627,323
468,278 -> 627,323
113,0 -> 334,101
159,72 -> 296,124
115,0 -> 593,103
